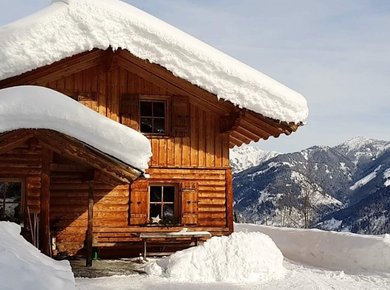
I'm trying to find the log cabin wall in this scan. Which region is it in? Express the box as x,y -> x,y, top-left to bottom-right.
39,65 -> 230,169
49,155 -> 130,255
0,139 -> 127,255
0,142 -> 42,215
0,51 -> 234,255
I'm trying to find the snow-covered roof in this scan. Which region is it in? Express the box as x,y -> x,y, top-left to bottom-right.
0,0 -> 308,124
0,86 -> 152,171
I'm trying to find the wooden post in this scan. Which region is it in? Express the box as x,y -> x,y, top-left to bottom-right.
86,180 -> 94,267
39,148 -> 52,256
143,239 -> 147,260
226,168 -> 234,234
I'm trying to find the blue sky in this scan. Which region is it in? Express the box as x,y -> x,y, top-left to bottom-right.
1,0 -> 389,153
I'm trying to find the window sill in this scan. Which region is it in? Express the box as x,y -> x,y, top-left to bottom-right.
142,134 -> 171,139
143,223 -> 183,227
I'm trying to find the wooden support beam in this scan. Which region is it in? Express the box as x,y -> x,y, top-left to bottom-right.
0,130 -> 34,155
116,50 -> 233,116
220,111 -> 241,133
240,118 -> 272,140
229,135 -> 242,148
244,111 -> 298,136
230,130 -> 253,145
35,130 -> 140,183
50,163 -> 89,173
0,49 -> 104,88
225,168 -> 234,234
235,126 -> 261,142
39,147 -> 53,256
86,179 -> 94,267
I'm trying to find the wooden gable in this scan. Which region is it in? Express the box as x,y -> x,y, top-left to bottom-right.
0,48 -> 301,150
0,129 -> 142,183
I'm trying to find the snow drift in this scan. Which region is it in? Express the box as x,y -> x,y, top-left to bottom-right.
237,223 -> 390,274
145,232 -> 285,283
0,86 -> 152,171
0,0 -> 308,124
0,222 -> 75,290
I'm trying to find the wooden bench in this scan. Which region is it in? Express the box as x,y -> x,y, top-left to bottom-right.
140,231 -> 211,259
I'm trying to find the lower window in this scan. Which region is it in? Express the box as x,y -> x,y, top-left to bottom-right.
0,181 -> 23,223
149,185 -> 178,225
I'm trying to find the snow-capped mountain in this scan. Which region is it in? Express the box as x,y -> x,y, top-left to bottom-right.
335,137 -> 390,166
230,145 -> 279,174
232,137 -> 390,234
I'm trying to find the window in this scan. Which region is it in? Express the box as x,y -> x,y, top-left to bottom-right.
149,185 -> 178,225
140,100 -> 166,134
0,181 -> 23,224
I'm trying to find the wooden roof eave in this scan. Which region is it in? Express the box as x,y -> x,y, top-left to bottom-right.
227,110 -> 303,148
0,130 -> 36,155
115,49 -> 234,116
0,129 -> 143,183
34,130 -> 143,183
0,48 -> 236,117
0,49 -> 105,88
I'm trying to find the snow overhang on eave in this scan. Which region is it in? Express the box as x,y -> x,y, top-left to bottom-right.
0,129 -> 143,183
0,85 -> 152,175
0,0 -> 308,124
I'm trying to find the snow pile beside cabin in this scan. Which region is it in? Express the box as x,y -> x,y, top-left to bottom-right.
236,223 -> 390,274
145,232 -> 285,283
0,222 -> 75,290
0,86 -> 152,170
0,0 -> 308,124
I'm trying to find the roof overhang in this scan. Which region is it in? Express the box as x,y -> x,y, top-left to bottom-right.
0,129 -> 143,183
0,48 -> 304,147
0,0 -> 308,124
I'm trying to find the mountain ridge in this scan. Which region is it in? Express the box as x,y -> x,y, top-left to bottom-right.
232,137 -> 390,234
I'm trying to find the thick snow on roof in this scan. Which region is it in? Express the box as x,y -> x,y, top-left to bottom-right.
0,222 -> 75,290
0,0 -> 308,123
0,86 -> 152,171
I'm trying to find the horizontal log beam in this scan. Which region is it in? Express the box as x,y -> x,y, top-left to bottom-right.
0,130 -> 35,155
35,130 -> 140,183
0,50 -> 104,88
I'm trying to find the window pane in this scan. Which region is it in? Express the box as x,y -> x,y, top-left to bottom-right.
164,204 -> 174,217
153,102 -> 165,117
140,101 -> 153,117
0,182 -> 22,223
150,186 -> 162,202
150,204 -> 161,221
163,186 -> 175,202
154,118 -> 165,134
141,117 -> 153,133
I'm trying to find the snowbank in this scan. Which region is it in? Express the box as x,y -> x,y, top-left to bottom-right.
0,0 -> 308,124
145,232 -> 285,283
236,223 -> 390,274
0,222 -> 75,290
0,86 -> 152,171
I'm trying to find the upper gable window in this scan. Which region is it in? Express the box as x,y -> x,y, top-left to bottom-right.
140,100 -> 166,134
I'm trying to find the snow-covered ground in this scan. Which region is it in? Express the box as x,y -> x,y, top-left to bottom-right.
76,224 -> 390,290
0,222 -> 75,290
2,220 -> 389,290
76,262 -> 390,290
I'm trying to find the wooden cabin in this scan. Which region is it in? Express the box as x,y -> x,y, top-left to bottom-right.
0,0 -> 308,260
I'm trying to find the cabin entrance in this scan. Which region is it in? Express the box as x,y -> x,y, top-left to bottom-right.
0,180 -> 24,224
